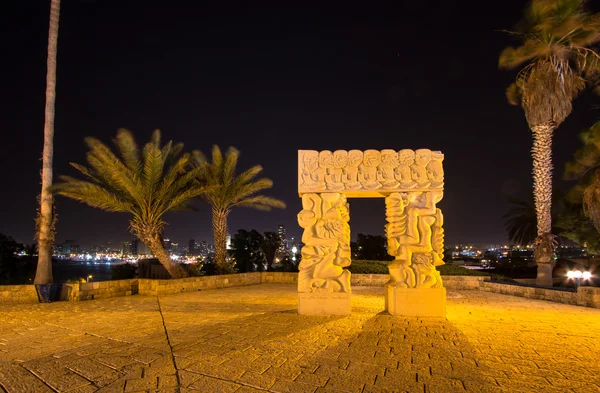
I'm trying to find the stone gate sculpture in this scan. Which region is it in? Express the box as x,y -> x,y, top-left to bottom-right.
297,149 -> 446,317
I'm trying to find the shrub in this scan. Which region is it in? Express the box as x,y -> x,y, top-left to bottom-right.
347,260 -> 515,282
185,260 -> 205,277
348,260 -> 389,274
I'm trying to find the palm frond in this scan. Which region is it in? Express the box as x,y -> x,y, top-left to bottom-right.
53,177 -> 132,212
500,0 -> 600,128
233,195 -> 286,210
222,147 -> 240,185
231,178 -> 274,203
113,129 -> 141,173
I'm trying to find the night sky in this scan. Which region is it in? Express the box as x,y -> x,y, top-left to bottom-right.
3,1 -> 600,248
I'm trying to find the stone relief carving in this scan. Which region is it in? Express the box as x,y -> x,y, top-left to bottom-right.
359,150 -> 383,190
378,149 -> 400,189
385,191 -> 444,289
343,150 -> 363,190
297,193 -> 351,293
299,149 -> 444,194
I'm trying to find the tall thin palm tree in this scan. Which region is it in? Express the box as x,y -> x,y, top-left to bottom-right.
53,129 -> 210,278
499,0 -> 600,270
197,146 -> 285,273
35,0 -> 61,285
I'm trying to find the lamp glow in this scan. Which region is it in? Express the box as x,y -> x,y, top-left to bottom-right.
582,271 -> 592,280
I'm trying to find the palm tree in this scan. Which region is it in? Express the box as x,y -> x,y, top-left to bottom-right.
35,0 -> 61,285
197,146 -> 285,273
499,0 -> 600,269
564,122 -> 600,229
53,129 -> 210,278
504,197 -> 538,246
503,193 -> 563,246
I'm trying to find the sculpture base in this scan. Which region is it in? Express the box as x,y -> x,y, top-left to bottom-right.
298,292 -> 351,316
536,263 -> 554,287
385,286 -> 446,318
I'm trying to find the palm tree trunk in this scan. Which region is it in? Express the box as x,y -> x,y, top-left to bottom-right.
35,0 -> 61,285
531,124 -> 554,237
531,123 -> 556,286
212,208 -> 229,271
145,236 -> 187,279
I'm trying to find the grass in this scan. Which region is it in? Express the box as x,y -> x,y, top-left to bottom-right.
348,260 -> 515,282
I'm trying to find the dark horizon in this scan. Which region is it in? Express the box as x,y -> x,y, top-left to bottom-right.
3,1 -> 600,248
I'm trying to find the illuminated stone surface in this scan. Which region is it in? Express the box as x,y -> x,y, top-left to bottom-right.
0,284 -> 599,392
385,287 -> 446,318
297,149 -> 446,317
298,149 -> 444,198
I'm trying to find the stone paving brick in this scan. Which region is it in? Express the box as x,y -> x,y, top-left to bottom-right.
123,377 -> 158,392
294,371 -> 329,387
236,370 -> 277,389
0,361 -> 53,392
271,378 -> 319,393
187,375 -> 241,392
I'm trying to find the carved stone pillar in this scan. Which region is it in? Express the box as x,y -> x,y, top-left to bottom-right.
297,193 -> 351,315
384,191 -> 446,317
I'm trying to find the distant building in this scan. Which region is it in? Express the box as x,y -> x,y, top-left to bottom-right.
137,241 -> 152,257
56,240 -> 81,256
199,241 -> 209,256
226,234 -> 232,250
277,225 -> 287,253
164,238 -> 173,253
121,239 -> 139,256
188,239 -> 197,255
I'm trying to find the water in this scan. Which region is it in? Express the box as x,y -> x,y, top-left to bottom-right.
51,260 -> 123,283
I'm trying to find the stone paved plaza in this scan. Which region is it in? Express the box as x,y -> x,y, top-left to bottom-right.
0,284 -> 599,393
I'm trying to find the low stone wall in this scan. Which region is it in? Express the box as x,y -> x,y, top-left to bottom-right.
260,272 -> 489,290
2,273 -> 598,309
444,276 -> 488,290
78,279 -> 138,300
479,281 -> 600,309
0,285 -> 39,303
578,287 -> 600,308
261,272 -> 297,284
138,272 -> 262,296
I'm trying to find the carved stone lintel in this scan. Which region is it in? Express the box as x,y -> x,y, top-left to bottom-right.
297,193 -> 351,294
299,149 -> 444,196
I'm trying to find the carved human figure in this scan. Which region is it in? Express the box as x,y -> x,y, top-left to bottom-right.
359,149 -> 382,190
342,150 -> 363,190
412,253 -> 443,288
411,149 -> 432,188
385,193 -> 415,288
297,193 -> 351,293
427,151 -> 444,188
326,150 -> 347,191
394,149 -> 416,189
317,150 -> 333,190
385,190 -> 444,288
377,149 -> 400,189
300,150 -> 323,190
